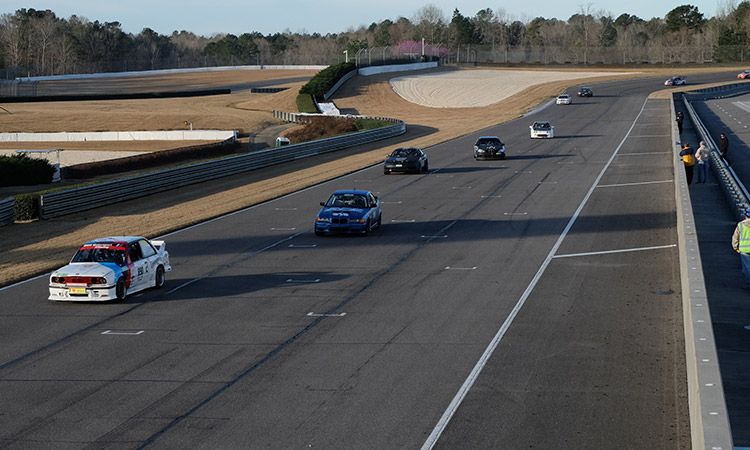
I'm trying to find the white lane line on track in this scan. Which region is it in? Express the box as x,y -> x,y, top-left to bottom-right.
480,195 -> 502,198
102,330 -> 144,335
553,244 -> 677,259
444,266 -> 477,270
286,278 -> 320,283
274,207 -> 298,211
391,219 -> 416,223
421,97 -> 651,450
597,179 -> 673,188
288,244 -> 317,248
422,235 -> 448,239
503,212 -> 528,216
0,273 -> 48,293
166,233 -> 302,295
381,201 -> 403,204
271,227 -> 297,231
307,312 -> 346,317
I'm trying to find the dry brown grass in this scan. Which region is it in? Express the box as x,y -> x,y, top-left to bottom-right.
2,65 -> 747,287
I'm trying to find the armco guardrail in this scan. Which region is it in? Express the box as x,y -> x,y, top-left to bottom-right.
0,197 -> 14,226
40,121 -> 405,218
682,87 -> 750,219
671,98 -> 734,450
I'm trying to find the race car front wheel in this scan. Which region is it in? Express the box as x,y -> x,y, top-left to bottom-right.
154,266 -> 165,289
115,278 -> 126,302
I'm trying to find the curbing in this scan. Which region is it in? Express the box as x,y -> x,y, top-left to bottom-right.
671,95 -> 734,450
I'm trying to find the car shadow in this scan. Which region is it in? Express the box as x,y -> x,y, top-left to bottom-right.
431,166 -> 508,174
503,154 -> 572,160
552,134 -> 603,139
146,271 -> 348,302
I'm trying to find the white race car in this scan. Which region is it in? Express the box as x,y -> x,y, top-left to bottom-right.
665,76 -> 687,86
49,236 -> 171,302
530,121 -> 555,138
556,93 -> 572,105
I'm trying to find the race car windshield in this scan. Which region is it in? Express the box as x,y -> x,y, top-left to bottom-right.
391,149 -> 411,157
327,194 -> 369,208
72,248 -> 127,266
476,138 -> 502,147
533,123 -> 551,130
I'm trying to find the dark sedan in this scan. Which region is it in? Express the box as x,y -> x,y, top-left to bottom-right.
577,86 -> 593,97
384,147 -> 428,174
473,136 -> 506,160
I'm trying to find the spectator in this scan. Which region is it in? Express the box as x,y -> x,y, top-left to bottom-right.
679,142 -> 695,185
676,111 -> 684,134
719,132 -> 730,165
732,208 -> 750,288
694,141 -> 710,184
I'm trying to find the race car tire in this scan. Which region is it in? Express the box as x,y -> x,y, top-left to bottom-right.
384,168 -> 390,175
377,215 -> 382,228
363,219 -> 371,236
315,229 -> 325,236
423,161 -> 429,173
499,153 -> 507,160
154,266 -> 165,289
115,278 -> 126,302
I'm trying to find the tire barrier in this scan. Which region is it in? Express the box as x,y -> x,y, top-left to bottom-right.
39,120 -> 406,219
0,88 -> 231,102
0,197 -> 14,226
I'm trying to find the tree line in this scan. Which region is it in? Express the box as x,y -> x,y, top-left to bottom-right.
3,3 -> 750,79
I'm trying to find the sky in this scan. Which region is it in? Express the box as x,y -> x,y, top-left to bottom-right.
1,0 -> 725,36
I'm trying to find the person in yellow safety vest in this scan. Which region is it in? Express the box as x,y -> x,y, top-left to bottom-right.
731,208 -> 750,287
679,142 -> 695,185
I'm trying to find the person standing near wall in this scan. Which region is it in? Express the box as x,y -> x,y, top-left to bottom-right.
732,209 -> 750,288
719,132 -> 730,165
676,111 -> 684,134
680,142 -> 695,185
694,140 -> 710,184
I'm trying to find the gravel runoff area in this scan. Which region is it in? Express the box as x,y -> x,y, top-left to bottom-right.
390,69 -> 634,107
1,66 -> 746,287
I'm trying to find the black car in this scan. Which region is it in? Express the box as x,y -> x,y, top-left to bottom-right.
473,136 -> 506,160
577,86 -> 593,97
384,147 -> 428,174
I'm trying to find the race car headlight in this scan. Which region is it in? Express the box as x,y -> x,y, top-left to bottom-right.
316,217 -> 330,222
94,277 -> 107,285
355,218 -> 367,223
51,276 -> 64,284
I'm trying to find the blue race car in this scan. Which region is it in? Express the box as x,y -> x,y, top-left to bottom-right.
315,190 -> 382,236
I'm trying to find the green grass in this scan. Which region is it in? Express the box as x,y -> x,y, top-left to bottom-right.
296,94 -> 318,113
354,118 -> 393,130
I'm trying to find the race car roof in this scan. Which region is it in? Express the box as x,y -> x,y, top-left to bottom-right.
331,189 -> 373,196
83,236 -> 144,246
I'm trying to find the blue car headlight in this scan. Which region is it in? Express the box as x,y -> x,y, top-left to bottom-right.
316,217 -> 330,222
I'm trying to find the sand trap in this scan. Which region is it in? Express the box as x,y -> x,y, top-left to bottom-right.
390,69 -> 634,108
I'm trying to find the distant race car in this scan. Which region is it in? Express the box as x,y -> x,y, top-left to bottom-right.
315,190 -> 382,236
556,93 -> 572,105
384,147 -> 428,174
49,236 -> 171,302
530,121 -> 555,139
577,87 -> 594,97
665,76 -> 687,86
473,136 -> 506,160
738,69 -> 750,79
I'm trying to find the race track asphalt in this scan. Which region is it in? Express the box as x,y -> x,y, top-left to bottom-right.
0,71 -> 739,449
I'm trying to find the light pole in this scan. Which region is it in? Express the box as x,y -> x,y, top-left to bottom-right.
383,46 -> 389,63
